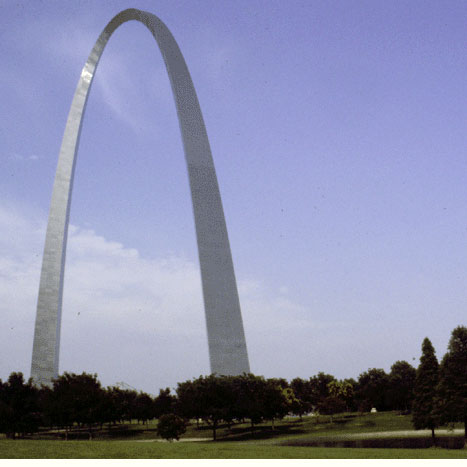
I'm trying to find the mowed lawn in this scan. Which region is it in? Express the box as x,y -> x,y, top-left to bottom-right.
0,440 -> 467,459
1,413 -> 465,458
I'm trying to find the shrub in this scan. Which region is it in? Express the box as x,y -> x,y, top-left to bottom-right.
156,414 -> 187,441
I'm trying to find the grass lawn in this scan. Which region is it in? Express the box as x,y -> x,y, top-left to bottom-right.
0,440 -> 466,459
1,412 -> 465,458
84,411 -> 453,442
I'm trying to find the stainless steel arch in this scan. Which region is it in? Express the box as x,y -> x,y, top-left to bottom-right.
31,8 -> 250,387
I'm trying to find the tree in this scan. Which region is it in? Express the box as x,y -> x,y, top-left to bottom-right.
0,373 -> 41,439
436,326 -> 467,441
412,337 -> 439,440
176,378 -> 204,427
356,368 -> 390,411
290,378 -> 312,419
309,373 -> 336,409
388,360 -> 416,412
44,372 -> 105,439
324,379 -> 354,418
119,389 -> 138,423
176,375 -> 236,440
153,388 -> 177,418
232,374 -> 267,432
262,379 -> 290,429
101,387 -> 127,426
134,392 -> 155,425
317,396 -> 347,422
156,413 -> 187,441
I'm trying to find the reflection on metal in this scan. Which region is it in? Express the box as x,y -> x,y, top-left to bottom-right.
31,8 -> 250,387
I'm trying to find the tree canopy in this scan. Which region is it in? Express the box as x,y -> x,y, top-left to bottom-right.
436,326 -> 467,440
412,337 -> 439,438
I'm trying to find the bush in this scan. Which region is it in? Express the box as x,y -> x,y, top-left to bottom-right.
156,414 -> 187,441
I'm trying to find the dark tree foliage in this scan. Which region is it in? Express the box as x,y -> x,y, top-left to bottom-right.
176,374 -> 236,440
290,378 -> 313,418
101,387 -> 127,425
119,389 -> 139,423
356,368 -> 391,411
156,413 -> 187,441
153,388 -> 177,418
261,379 -> 290,429
342,378 -> 358,411
0,373 -> 41,439
232,374 -> 290,430
325,379 -> 355,415
388,360 -> 416,412
44,372 -> 105,439
268,377 -> 289,390
231,374 -> 267,429
317,396 -> 347,419
176,374 -> 290,438
436,326 -> 467,440
309,373 -> 336,408
134,392 -> 155,425
412,337 -> 439,439
176,378 -> 204,423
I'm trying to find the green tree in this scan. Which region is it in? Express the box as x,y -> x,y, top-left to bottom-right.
356,368 -> 390,411
176,375 -> 235,440
45,372 -> 105,440
0,373 -> 40,439
153,388 -> 177,418
120,389 -> 138,423
176,378 -> 203,428
290,377 -> 312,419
412,337 -> 439,440
101,387 -> 127,426
388,360 -> 416,412
436,326 -> 467,441
326,379 -> 354,414
156,413 -> 187,441
262,379 -> 290,429
317,396 -> 347,421
309,373 -> 336,409
232,374 -> 267,432
134,392 -> 155,425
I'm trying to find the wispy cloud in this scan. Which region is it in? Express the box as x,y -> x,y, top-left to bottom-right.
0,201 -> 315,391
8,154 -> 40,162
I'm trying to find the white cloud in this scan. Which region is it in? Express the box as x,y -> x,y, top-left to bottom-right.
0,201 -> 317,392
8,154 -> 41,162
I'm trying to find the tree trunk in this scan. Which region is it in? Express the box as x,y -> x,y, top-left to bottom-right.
212,421 -> 217,441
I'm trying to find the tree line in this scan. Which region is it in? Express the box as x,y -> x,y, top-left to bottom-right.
0,325 -> 465,441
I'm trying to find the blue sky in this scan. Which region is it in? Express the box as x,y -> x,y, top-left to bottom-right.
1,0 -> 466,393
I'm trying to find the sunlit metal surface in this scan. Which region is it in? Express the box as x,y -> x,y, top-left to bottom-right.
31,8 -> 250,387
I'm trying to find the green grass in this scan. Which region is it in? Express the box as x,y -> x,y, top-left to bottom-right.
0,440 -> 466,459
104,412 -> 421,441
1,412 -> 464,458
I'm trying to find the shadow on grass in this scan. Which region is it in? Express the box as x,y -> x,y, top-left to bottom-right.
215,415 -> 359,442
282,436 -> 466,450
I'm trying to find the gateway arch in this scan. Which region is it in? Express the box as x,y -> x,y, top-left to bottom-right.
31,8 -> 250,387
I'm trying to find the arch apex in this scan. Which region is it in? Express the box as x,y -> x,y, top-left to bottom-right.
30,9 -> 250,387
